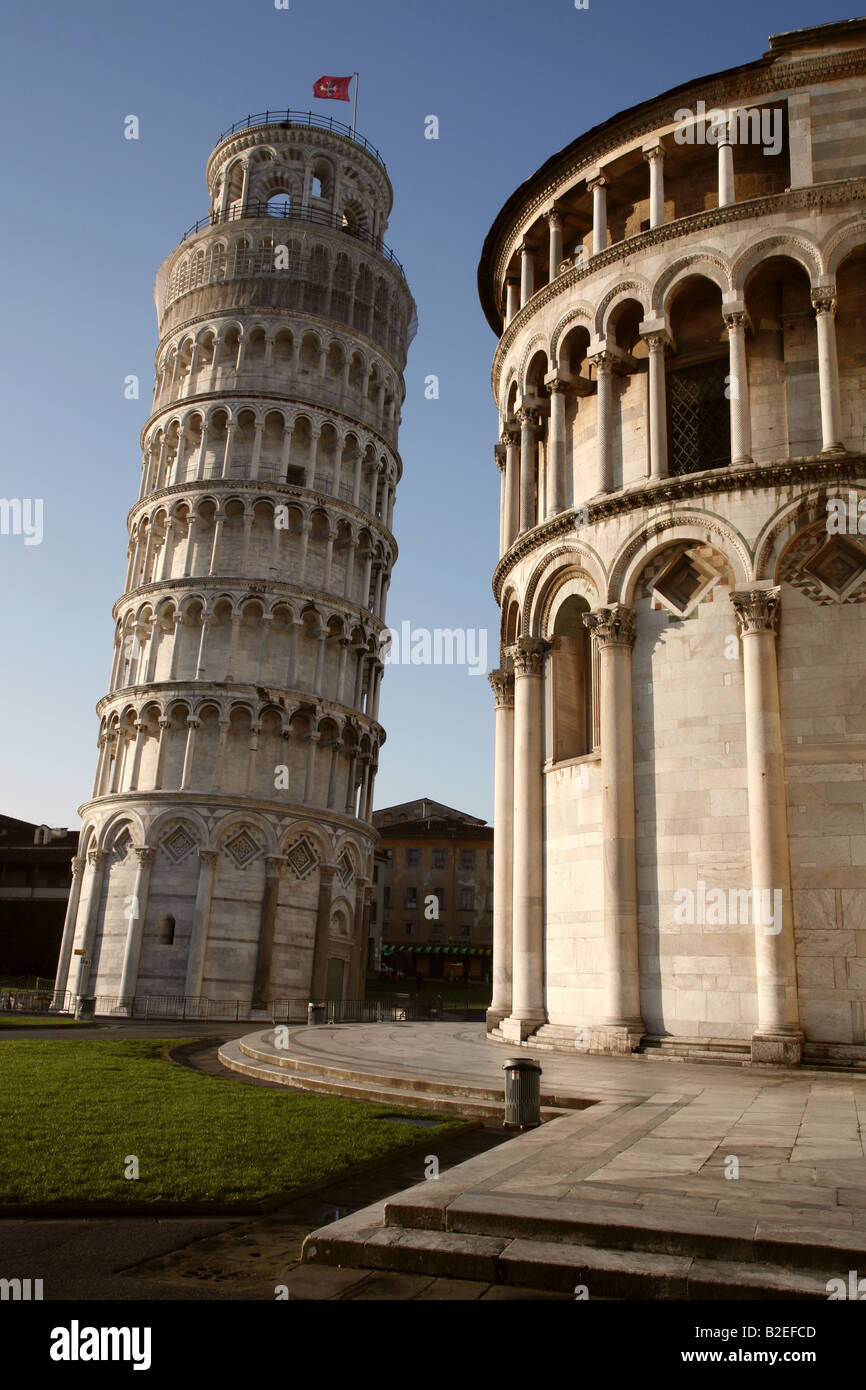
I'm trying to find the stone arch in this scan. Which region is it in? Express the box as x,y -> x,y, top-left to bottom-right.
525,548 -> 606,639
651,251 -> 732,318
595,277 -> 652,339
730,231 -> 823,297
279,818 -> 332,865
754,486 -> 866,582
96,808 -> 146,853
824,218 -> 866,279
213,810 -> 278,858
518,334 -> 549,395
609,512 -> 752,605
549,303 -> 596,366
147,805 -> 210,852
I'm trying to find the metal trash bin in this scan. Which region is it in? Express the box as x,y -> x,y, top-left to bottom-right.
74,995 -> 96,1021
307,1001 -> 325,1026
503,1057 -> 542,1129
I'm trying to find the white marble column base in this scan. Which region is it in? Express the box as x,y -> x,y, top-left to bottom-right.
500,1012 -> 546,1043
589,1023 -> 645,1056
750,1030 -> 803,1066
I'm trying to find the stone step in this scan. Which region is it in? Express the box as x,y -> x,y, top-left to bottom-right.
218,1038 -> 572,1120
402,1187 -> 866,1274
225,1030 -> 597,1111
301,1206 -> 836,1299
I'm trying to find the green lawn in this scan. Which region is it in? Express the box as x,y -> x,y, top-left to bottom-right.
0,1016 -> 90,1029
0,1039 -> 460,1205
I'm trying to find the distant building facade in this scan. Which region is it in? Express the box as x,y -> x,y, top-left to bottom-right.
371,799 -> 493,983
0,816 -> 79,977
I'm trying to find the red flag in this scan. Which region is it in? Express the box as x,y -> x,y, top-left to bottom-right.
313,75 -> 352,102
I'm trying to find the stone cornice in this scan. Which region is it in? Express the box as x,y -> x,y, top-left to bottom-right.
491,181 -> 866,391
485,48 -> 866,305
491,450 -> 866,601
112,573 -> 389,627
141,387 -> 404,464
77,787 -> 380,839
95,679 -> 386,739
126,478 -> 397,555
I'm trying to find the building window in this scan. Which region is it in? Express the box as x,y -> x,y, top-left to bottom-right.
406,848 -> 420,867
459,849 -> 475,870
404,922 -> 416,938
551,594 -> 593,762
159,915 -> 176,945
404,886 -> 418,909
373,866 -> 379,883
432,849 -> 447,870
430,923 -> 443,938
383,886 -> 391,909
432,886 -> 445,911
383,921 -> 391,936
459,887 -> 474,911
667,358 -> 732,476
384,847 -> 393,862
459,925 -> 471,938
370,902 -> 377,923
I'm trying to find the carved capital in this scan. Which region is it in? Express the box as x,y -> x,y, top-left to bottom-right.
723,310 -> 747,332
545,209 -> 562,229
730,587 -> 781,636
508,637 -> 550,677
515,407 -> 537,429
642,331 -> 668,355
71,856 -> 86,878
88,849 -> 109,869
643,142 -> 665,165
811,288 -> 837,316
587,174 -> 607,193
488,668 -> 515,708
583,604 -> 637,648
494,443 -> 507,470
134,846 -> 156,866
265,854 -> 286,876
197,848 -> 219,866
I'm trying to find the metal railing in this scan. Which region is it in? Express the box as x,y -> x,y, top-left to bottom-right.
0,990 -> 443,1024
215,109 -> 386,170
178,200 -> 405,275
0,989 -> 70,1015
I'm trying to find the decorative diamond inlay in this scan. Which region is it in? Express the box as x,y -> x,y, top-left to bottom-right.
225,829 -> 261,869
337,850 -> 355,886
286,835 -> 318,879
161,825 -> 196,864
802,536 -> 866,599
112,829 -> 133,862
651,547 -> 720,618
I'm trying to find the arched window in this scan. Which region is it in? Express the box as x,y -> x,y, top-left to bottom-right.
550,595 -> 593,762
159,914 -> 176,945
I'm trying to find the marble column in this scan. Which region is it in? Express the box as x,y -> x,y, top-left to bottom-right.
644,143 -> 665,227
503,425 -> 519,549
118,846 -> 156,1008
812,290 -> 845,454
519,239 -> 534,307
644,332 -> 669,479
517,408 -> 537,534
505,278 -> 519,327
590,350 -> 614,496
310,865 -> 336,1000
544,375 -> 567,517
70,849 -> 109,997
53,855 -> 86,1004
487,668 -> 514,1032
546,210 -> 563,281
730,587 -> 802,1065
185,849 -> 219,998
252,856 -> 285,1008
495,443 -> 507,555
501,638 -> 548,1042
718,130 -> 734,207
724,308 -> 753,464
582,605 -> 645,1054
588,175 -> 607,256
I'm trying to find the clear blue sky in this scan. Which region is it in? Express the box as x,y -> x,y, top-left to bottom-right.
0,0 -> 839,828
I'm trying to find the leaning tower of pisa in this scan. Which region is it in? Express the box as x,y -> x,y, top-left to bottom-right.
54,110 -> 416,1014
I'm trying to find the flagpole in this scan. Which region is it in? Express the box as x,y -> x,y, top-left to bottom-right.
351,72 -> 359,137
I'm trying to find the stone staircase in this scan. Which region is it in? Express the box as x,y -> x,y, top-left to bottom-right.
218,1031 -> 596,1122
300,1098 -> 863,1298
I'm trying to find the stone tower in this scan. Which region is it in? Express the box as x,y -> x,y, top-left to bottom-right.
55,110 -> 416,1014
478,20 -> 866,1063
